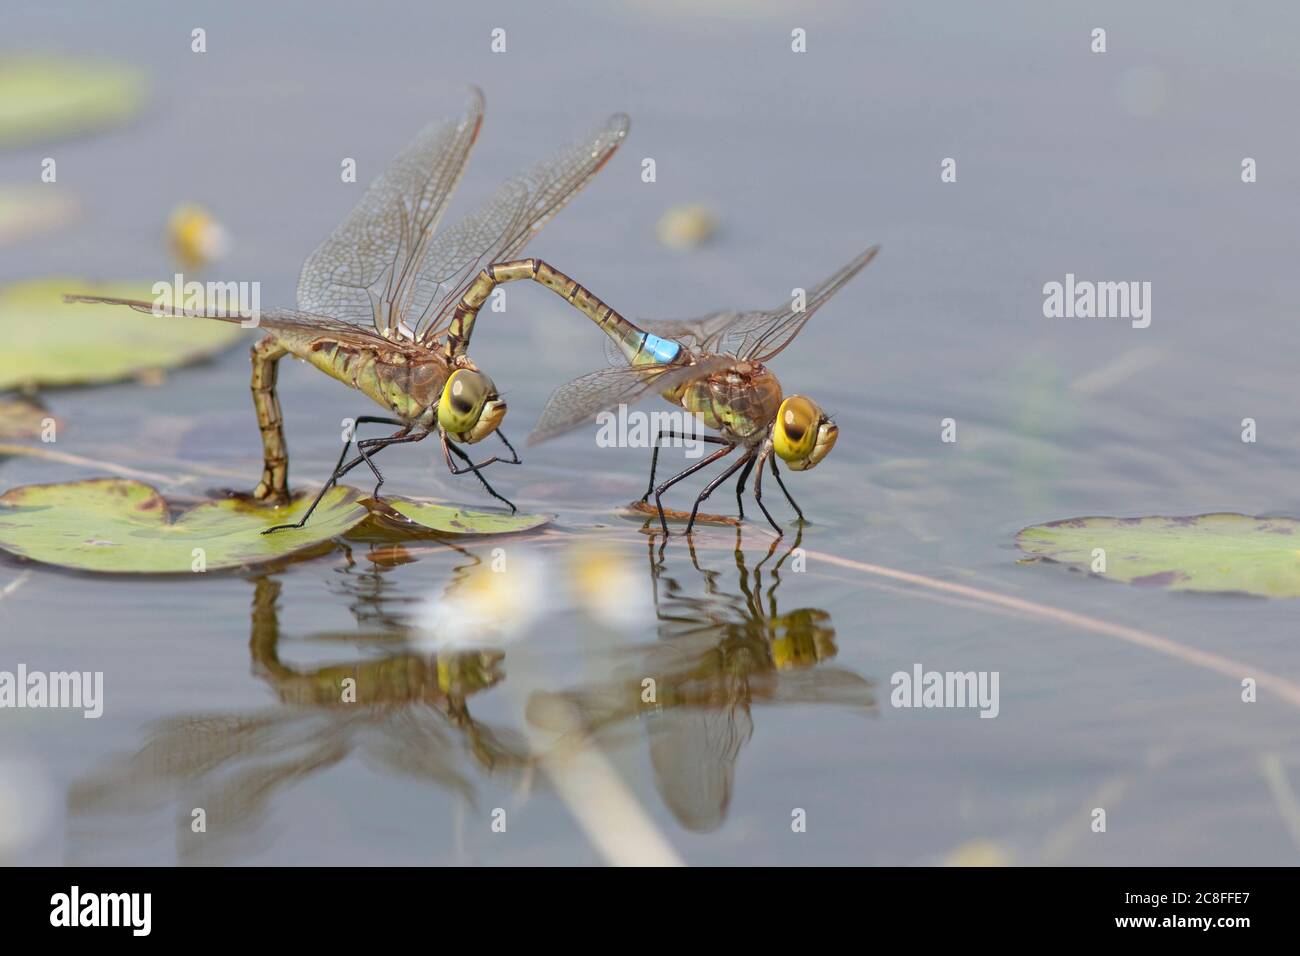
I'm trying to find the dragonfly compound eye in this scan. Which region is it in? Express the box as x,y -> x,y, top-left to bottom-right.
774,395 -> 835,470
773,395 -> 819,462
439,369 -> 505,443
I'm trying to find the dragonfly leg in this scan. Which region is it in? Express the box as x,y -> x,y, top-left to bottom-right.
495,429 -> 523,465
355,424 -> 415,498
769,454 -> 806,523
443,434 -> 517,513
652,443 -> 736,536
751,449 -> 783,536
250,337 -> 290,504
336,416 -> 407,491
685,449 -> 755,535
263,426 -> 424,534
640,430 -> 729,503
733,455 -> 757,520
438,427 -> 523,472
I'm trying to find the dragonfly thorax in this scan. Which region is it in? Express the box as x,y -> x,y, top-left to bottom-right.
670,361 -> 784,446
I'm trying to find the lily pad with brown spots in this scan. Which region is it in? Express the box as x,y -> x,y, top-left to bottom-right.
379,496 -> 549,536
1015,513 -> 1300,597
0,478 -> 368,573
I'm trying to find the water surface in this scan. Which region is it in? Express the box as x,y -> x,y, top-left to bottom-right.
3,0 -> 1299,865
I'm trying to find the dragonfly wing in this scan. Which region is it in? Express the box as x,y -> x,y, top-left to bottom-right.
634,246 -> 879,363
249,308 -> 400,342
527,356 -> 731,446
61,295 -> 403,351
731,245 -> 878,361
635,310 -> 741,353
295,87 -> 485,333
61,294 -> 379,338
415,113 -> 630,344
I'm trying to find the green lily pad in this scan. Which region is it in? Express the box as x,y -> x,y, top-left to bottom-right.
0,279 -> 244,390
382,496 -> 549,535
1015,513 -> 1300,597
0,478 -> 368,573
0,56 -> 146,148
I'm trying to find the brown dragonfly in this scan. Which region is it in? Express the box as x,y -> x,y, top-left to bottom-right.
435,246 -> 878,535
65,88 -> 629,531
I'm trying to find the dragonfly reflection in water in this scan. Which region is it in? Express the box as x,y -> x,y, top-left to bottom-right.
527,532 -> 876,833
441,245 -> 878,534
65,88 -> 629,529
67,554 -> 529,863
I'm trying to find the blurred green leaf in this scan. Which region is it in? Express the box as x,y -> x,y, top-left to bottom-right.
0,56 -> 145,148
1016,513 -> 1300,597
0,397 -> 54,440
0,278 -> 244,390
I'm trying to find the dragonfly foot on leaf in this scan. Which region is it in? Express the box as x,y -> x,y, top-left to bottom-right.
262,420 -> 425,534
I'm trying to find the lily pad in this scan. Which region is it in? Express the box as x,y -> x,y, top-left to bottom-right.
0,478 -> 368,573
0,398 -> 57,440
0,279 -> 244,390
1015,513 -> 1300,597
0,56 -> 145,148
382,497 -> 549,535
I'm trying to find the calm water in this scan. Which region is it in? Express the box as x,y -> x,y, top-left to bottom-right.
3,0 -> 1300,864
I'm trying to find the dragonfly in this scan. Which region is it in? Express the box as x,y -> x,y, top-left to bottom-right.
64,87 -> 629,532
527,531 -> 874,832
440,246 -> 878,535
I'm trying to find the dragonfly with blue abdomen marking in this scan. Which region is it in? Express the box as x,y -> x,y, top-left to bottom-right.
441,246 -> 879,535
63,87 -> 629,531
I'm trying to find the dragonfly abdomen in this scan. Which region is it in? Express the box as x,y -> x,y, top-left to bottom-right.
284,332 -> 441,426
446,258 -> 676,367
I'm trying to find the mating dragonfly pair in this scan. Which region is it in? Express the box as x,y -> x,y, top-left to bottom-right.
66,89 -> 877,536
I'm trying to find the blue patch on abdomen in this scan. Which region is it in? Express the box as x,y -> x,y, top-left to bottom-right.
640,332 -> 681,364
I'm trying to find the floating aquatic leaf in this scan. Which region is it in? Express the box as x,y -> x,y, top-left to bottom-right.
0,186 -> 78,244
623,499 -> 739,526
0,397 -> 56,440
0,478 -> 368,573
381,496 -> 549,535
1015,513 -> 1300,597
0,279 -> 244,390
0,56 -> 145,148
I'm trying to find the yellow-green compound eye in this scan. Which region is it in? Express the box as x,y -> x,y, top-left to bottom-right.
438,369 -> 491,434
773,395 -> 820,463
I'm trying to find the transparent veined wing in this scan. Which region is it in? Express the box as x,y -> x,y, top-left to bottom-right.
415,113 -> 630,343
636,245 -> 879,362
62,293 -> 397,344
295,87 -> 485,334
528,355 -> 733,445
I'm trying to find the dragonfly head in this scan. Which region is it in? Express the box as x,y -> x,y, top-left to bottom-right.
437,369 -> 506,444
773,395 -> 837,471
